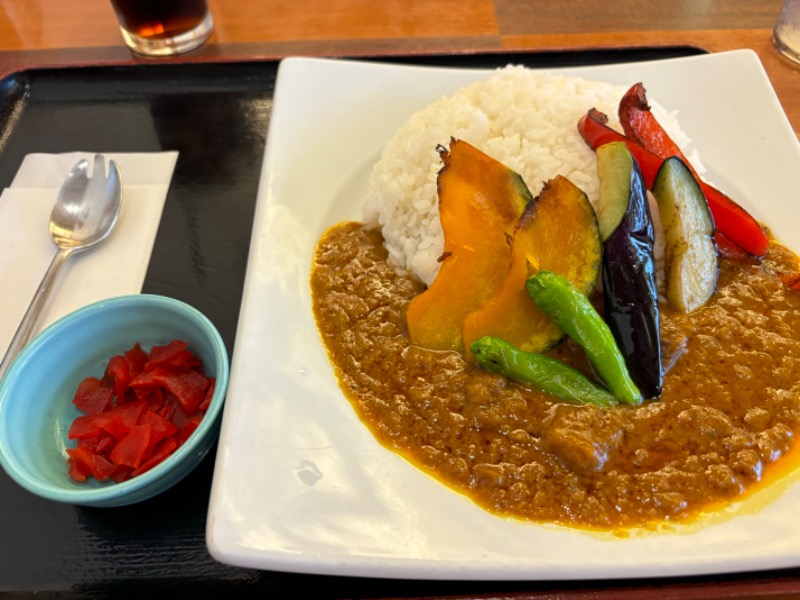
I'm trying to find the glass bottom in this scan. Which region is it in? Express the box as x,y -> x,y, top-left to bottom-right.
773,24 -> 800,67
119,11 -> 214,57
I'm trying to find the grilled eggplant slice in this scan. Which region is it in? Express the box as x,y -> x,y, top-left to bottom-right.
600,143 -> 663,399
652,156 -> 719,314
596,141 -> 634,240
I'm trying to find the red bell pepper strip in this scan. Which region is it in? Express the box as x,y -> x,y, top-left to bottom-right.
577,109 -> 769,258
578,109 -> 661,186
619,83 -> 686,163
715,231 -> 760,263
616,84 -> 769,258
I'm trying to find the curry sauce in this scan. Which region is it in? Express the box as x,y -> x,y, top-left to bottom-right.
311,222 -> 800,530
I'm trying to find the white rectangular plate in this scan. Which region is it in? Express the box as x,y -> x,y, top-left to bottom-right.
207,51 -> 800,580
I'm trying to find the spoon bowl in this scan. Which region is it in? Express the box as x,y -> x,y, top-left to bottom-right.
50,156 -> 122,250
0,155 -> 122,380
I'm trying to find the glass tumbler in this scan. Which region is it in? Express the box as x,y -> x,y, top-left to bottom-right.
774,0 -> 800,66
110,0 -> 214,57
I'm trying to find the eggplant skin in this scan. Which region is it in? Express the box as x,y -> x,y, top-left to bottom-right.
602,158 -> 663,399
652,156 -> 719,314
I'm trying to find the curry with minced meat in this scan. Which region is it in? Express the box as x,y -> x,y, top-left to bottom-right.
311,222 -> 800,530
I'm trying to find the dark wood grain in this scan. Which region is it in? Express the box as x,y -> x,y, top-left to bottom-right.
496,0 -> 784,34
0,0 -> 784,52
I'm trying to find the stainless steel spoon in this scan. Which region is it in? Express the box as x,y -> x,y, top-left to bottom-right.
0,155 -> 122,380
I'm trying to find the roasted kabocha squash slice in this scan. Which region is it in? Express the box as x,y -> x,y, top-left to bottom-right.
462,175 -> 602,357
406,138 -> 531,352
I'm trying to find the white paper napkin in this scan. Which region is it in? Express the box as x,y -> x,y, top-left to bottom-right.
0,151 -> 179,358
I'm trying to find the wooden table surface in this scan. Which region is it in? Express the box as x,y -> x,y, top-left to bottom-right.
2,1 -> 800,598
1,0 -> 798,137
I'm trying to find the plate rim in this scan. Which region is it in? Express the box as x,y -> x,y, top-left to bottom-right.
207,49 -> 800,580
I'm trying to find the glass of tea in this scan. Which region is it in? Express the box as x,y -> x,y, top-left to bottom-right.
774,0 -> 800,66
109,0 -> 214,57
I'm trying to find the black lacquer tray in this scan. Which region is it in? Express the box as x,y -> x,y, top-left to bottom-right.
0,47 -> 727,598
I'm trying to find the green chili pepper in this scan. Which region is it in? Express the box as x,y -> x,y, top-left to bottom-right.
526,270 -> 642,405
471,336 -> 618,408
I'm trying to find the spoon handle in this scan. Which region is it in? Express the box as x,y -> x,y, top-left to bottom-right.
0,247 -> 73,381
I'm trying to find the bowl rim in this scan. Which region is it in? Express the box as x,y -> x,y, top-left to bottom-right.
0,293 -> 229,505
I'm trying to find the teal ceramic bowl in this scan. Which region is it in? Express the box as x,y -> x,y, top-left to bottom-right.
0,294 -> 229,507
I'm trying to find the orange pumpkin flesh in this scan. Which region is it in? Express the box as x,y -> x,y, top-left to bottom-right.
406,139 -> 531,352
462,176 -> 602,357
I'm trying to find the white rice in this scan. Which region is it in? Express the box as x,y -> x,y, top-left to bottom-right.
362,65 -> 698,286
